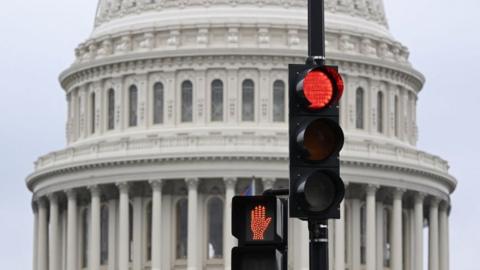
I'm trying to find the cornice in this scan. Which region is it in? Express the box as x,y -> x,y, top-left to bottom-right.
27,134 -> 455,194
59,52 -> 423,95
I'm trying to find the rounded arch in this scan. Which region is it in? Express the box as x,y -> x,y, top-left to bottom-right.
153,82 -> 164,125
273,80 -> 286,122
211,79 -> 224,122
128,85 -> 138,127
181,81 -> 193,123
356,87 -> 365,129
107,88 -> 115,130
90,92 -> 96,134
377,91 -> 384,133
241,79 -> 255,122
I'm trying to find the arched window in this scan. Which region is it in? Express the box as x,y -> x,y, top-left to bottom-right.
90,92 -> 96,134
176,198 -> 188,259
242,79 -> 255,121
273,80 -> 286,122
394,96 -> 399,137
129,203 -> 133,262
360,205 -> 366,264
81,208 -> 90,268
107,89 -> 115,130
153,83 -> 164,124
181,81 -> 193,122
146,201 -> 153,261
207,197 -> 224,259
383,208 -> 392,267
211,80 -> 224,122
356,87 -> 364,129
129,85 -> 138,127
100,205 -> 109,265
377,91 -> 384,133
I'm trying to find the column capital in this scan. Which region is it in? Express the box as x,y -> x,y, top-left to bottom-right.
65,189 -> 77,199
439,200 -> 450,211
116,182 -> 130,193
415,192 -> 426,203
366,184 -> 379,195
37,197 -> 48,208
393,188 -> 406,199
47,193 -> 59,204
89,185 -> 101,197
429,197 -> 440,208
224,177 -> 237,189
186,178 -> 199,189
150,179 -> 164,190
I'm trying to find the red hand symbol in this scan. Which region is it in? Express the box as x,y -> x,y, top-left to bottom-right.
250,205 -> 272,240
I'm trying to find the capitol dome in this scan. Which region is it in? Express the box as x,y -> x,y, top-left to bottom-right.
27,1 -> 455,270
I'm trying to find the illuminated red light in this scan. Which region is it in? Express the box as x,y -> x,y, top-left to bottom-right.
250,205 -> 272,240
303,70 -> 334,109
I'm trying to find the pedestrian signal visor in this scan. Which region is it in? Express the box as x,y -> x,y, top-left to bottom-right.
232,196 -> 284,245
296,67 -> 344,110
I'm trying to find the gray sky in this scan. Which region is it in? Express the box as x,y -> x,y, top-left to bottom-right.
0,1 -> 478,269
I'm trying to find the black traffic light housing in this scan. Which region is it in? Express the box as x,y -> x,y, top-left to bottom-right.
289,64 -> 345,220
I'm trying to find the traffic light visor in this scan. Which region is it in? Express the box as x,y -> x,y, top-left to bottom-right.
303,70 -> 333,110
299,118 -> 344,161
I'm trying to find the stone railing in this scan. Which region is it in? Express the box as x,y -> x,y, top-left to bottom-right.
72,26 -> 410,67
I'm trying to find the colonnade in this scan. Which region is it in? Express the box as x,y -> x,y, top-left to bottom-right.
32,181 -> 450,270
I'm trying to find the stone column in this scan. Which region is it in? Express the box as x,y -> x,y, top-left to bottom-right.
439,202 -> 449,270
118,183 -> 130,270
38,198 -> 48,270
224,177 -> 237,270
351,199 -> 361,270
262,178 -> 275,192
48,194 -> 59,270
429,199 -> 439,270
376,201 -> 384,270
66,190 -> 78,270
414,193 -> 425,270
151,180 -> 163,270
334,201 -> 345,270
107,199 -> 117,270
33,204 -> 39,270
187,178 -> 199,270
89,186 -> 101,270
391,189 -> 404,270
366,186 -> 377,270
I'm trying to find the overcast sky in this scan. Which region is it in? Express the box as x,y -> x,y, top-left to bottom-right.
1,1 -> 479,269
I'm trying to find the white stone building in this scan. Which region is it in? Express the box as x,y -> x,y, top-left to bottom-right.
26,1 -> 456,270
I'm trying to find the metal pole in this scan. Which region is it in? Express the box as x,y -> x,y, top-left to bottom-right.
308,0 -> 326,63
308,219 -> 329,270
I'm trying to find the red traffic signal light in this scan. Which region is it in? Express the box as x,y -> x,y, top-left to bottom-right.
296,67 -> 344,110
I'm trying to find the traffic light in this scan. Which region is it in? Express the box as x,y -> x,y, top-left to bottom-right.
231,196 -> 287,270
289,64 -> 345,220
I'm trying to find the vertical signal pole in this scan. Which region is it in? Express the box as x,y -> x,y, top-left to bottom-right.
308,1 -> 329,270
308,0 -> 326,63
